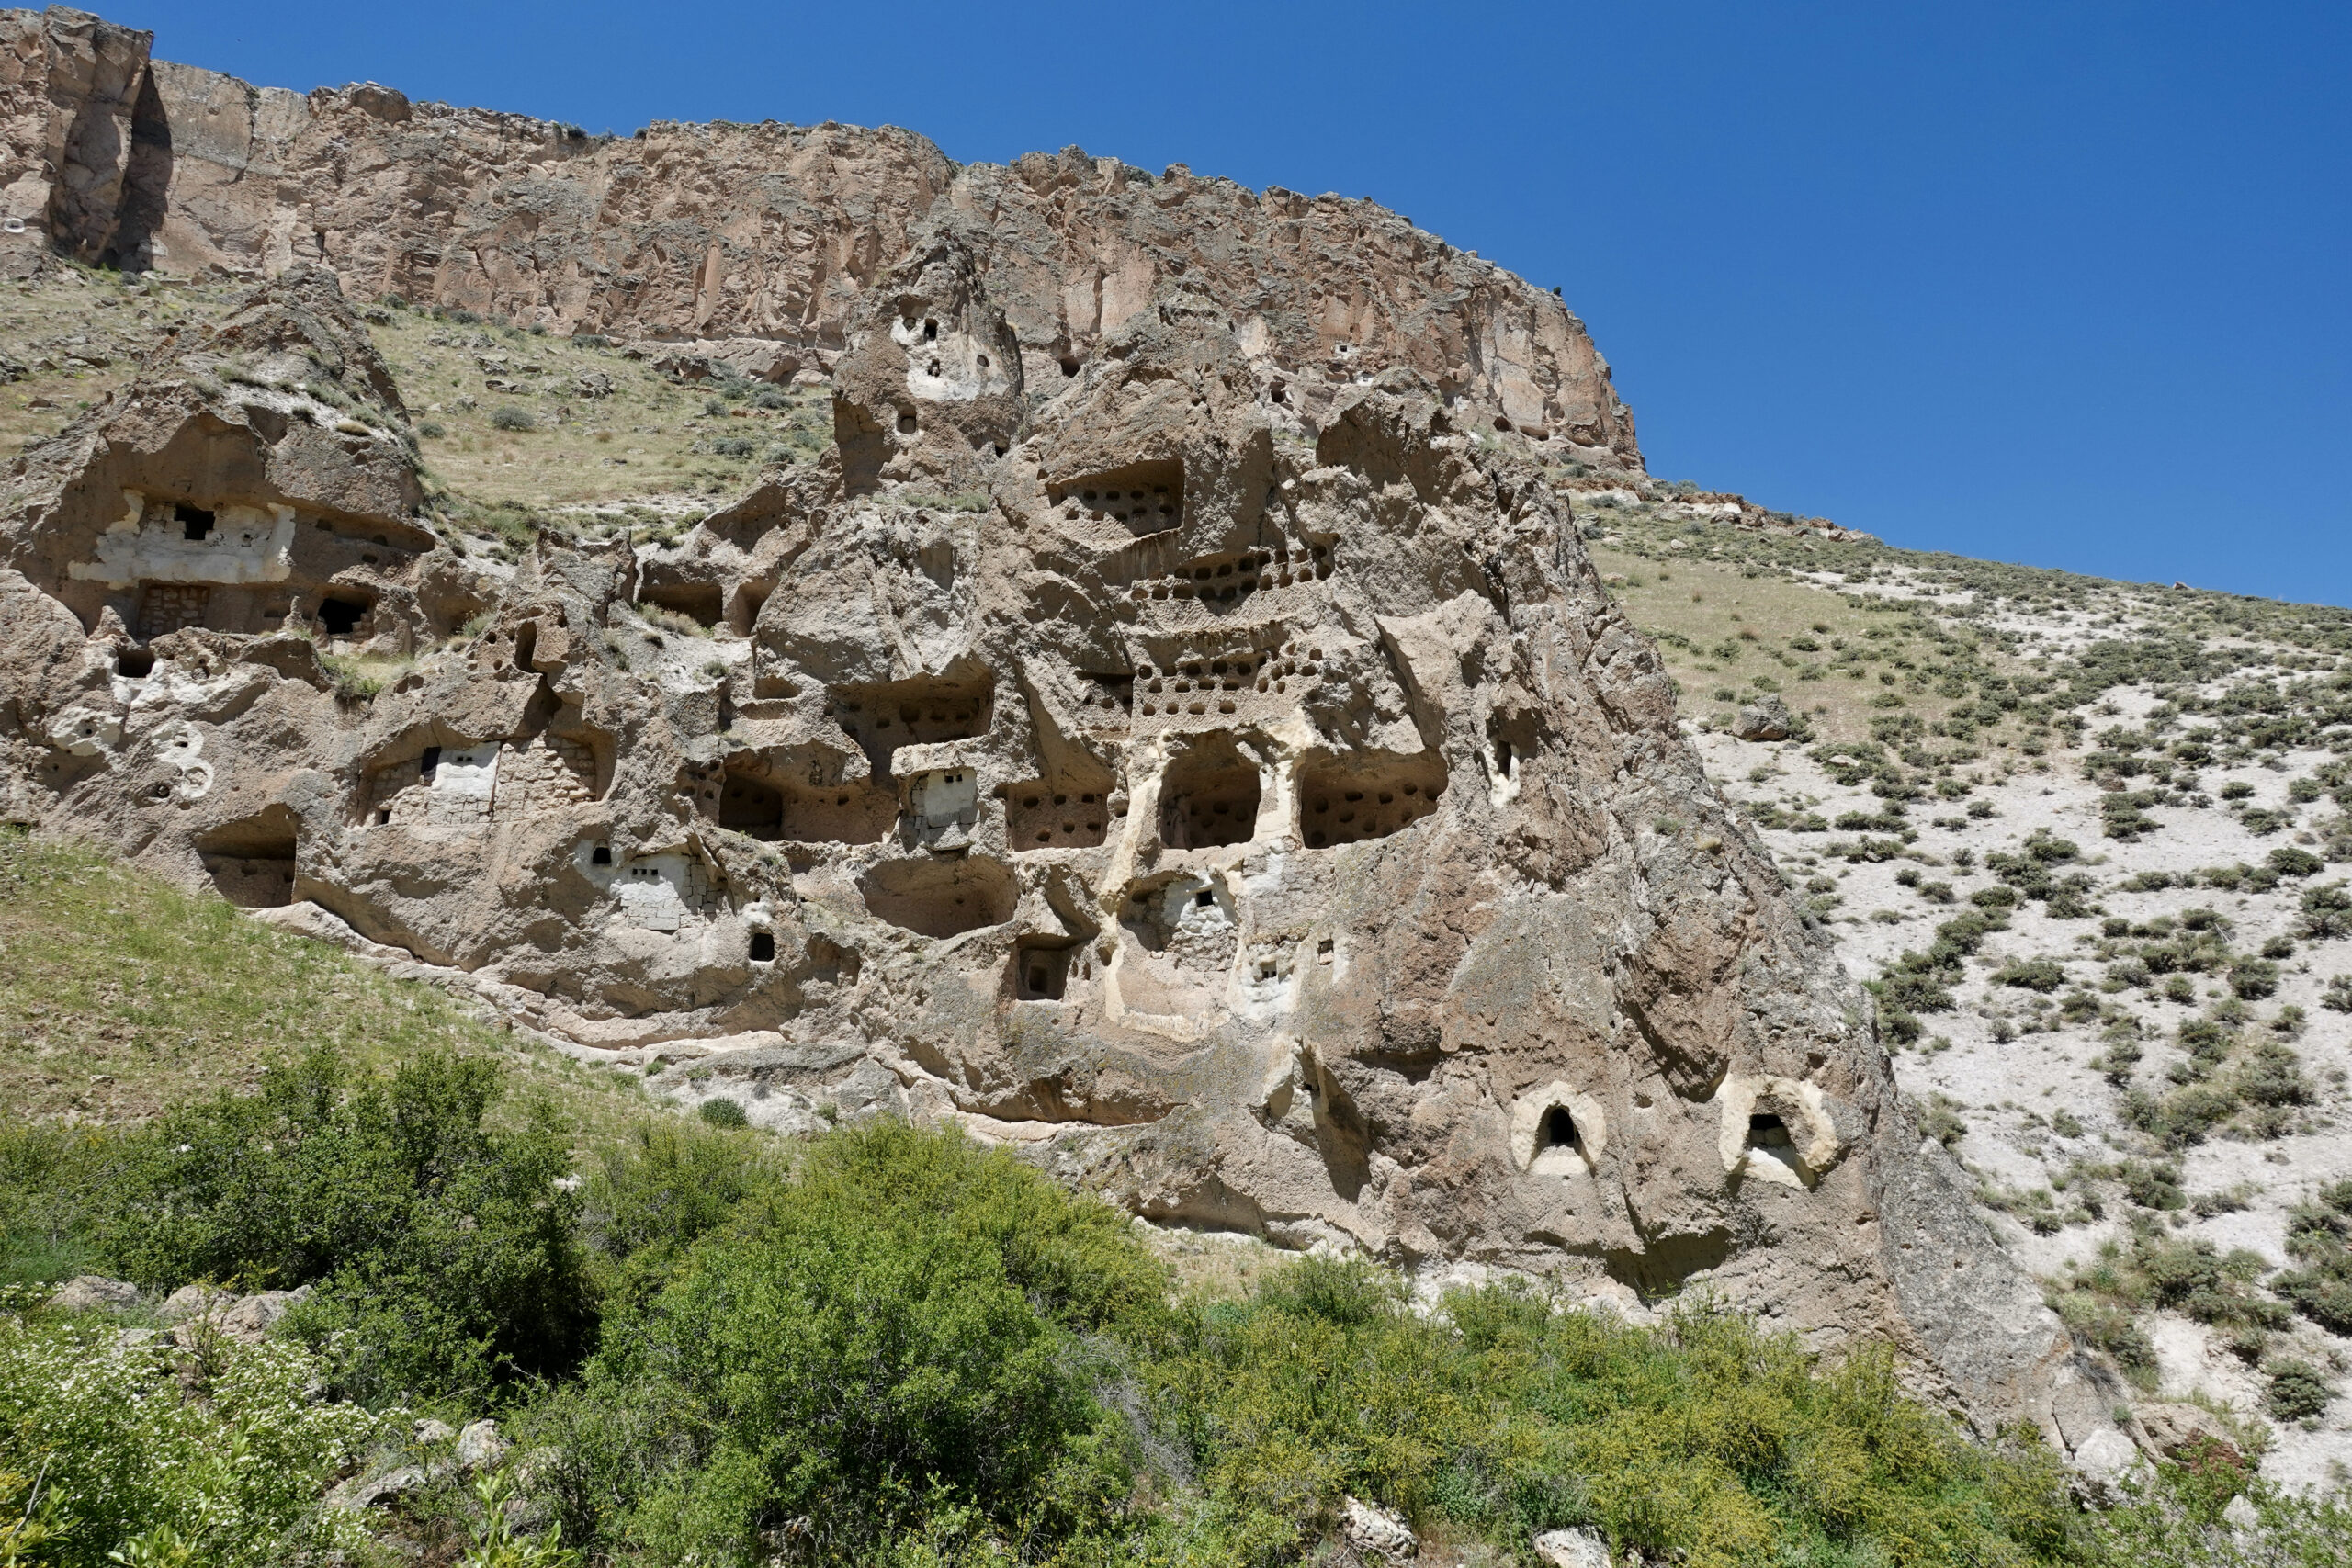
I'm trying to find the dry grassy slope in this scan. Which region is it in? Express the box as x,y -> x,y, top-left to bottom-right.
362,303 -> 833,530
12,258 -> 2352,1483
0,832 -> 659,1143
1590,506 -> 2352,1487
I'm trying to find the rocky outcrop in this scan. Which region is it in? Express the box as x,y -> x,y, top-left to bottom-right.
0,255 -> 2123,1462
0,6 -> 1636,463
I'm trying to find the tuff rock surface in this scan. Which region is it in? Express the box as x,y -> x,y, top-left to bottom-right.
0,6 -> 1636,463
0,2 -> 2125,1461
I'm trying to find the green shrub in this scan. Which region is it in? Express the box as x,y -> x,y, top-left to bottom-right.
530,1122 -> 1164,1562
0,1311 -> 388,1567
2228,957 -> 2280,1000
2094,1461 -> 2352,1562
489,405 -> 537,432
695,1096 -> 747,1128
2299,882 -> 2352,939
96,1047 -> 588,1404
2265,1359 -> 2335,1422
1996,958 -> 2068,992
1148,1274 -> 2079,1568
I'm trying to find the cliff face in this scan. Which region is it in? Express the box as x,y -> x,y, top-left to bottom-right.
0,5 -> 2134,1467
0,6 -> 1637,462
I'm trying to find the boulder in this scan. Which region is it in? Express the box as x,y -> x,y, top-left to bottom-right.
325,1465 -> 424,1511
157,1283 -> 232,1322
1733,695 -> 1795,741
2134,1401 -> 2244,1463
2067,1426 -> 2146,1502
1532,1528 -> 1612,1568
455,1418 -> 509,1471
46,1275 -> 139,1311
1338,1496 -> 1416,1562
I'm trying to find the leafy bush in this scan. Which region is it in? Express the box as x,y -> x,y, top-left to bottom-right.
97,1047 -> 588,1404
2298,881 -> 2352,939
489,405 -> 537,432
1148,1267 -> 2079,1568
529,1122 -> 1164,1562
2265,1359 -> 2334,1421
0,1311 -> 388,1566
1996,957 -> 2068,992
2228,957 -> 2280,1000
2094,1460 -> 2352,1564
695,1096 -> 747,1128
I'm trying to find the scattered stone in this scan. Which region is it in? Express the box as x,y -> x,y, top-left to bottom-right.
414,1418 -> 457,1447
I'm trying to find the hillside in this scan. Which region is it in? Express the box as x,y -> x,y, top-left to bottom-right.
0,6 -> 2348,1555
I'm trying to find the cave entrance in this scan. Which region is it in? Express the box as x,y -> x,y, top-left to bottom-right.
777,779 -> 892,845
175,502 -> 215,541
1529,1100 -> 1589,1177
319,596 -> 369,637
862,857 -> 1014,939
195,807 -> 299,908
830,673 -> 994,775
639,583 -> 725,629
1013,942 -> 1072,1001
718,772 -> 785,838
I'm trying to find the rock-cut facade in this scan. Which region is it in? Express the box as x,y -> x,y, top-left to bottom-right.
0,2 -> 2132,1465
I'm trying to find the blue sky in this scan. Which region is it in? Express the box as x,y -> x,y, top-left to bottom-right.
119,2 -> 2350,604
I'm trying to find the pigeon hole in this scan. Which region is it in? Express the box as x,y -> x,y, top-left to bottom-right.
1127,543 -> 1331,607
1047,458 -> 1183,538
829,674 -> 993,775
1296,748 -> 1448,849
1008,777 -> 1113,850
1156,734 -> 1261,849
861,855 -> 1014,939
1075,671 -> 1134,728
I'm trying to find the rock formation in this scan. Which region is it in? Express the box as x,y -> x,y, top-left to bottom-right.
0,6 -> 1635,463
0,3 -> 2129,1461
